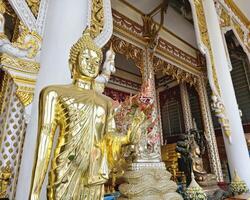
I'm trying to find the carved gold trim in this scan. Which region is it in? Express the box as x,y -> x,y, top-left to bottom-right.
26,0 -> 40,17
16,90 -> 33,106
0,53 -> 39,106
12,76 -> 36,85
90,0 -> 104,38
220,7 -> 231,28
232,20 -> 244,41
0,53 -> 40,74
217,2 -> 250,54
0,164 -> 12,199
224,0 -> 250,29
154,56 -> 198,86
110,34 -> 201,85
109,35 -> 144,71
0,71 -> 10,114
195,77 -> 224,181
194,0 -> 221,94
13,24 -> 42,59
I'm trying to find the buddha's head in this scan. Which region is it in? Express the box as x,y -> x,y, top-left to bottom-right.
69,28 -> 103,79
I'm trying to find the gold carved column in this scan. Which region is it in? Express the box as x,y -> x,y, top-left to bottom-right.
196,77 -> 223,182
0,75 -> 27,199
180,82 -> 193,132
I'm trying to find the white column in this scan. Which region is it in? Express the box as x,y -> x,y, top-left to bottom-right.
16,1 -> 90,199
203,0 -> 250,187
180,82 -> 193,132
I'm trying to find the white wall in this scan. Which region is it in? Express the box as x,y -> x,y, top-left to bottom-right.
16,1 -> 89,199
154,6 -> 197,48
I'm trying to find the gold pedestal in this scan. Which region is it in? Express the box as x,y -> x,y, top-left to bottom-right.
119,162 -> 183,200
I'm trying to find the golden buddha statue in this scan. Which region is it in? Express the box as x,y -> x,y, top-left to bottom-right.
29,28 -> 145,200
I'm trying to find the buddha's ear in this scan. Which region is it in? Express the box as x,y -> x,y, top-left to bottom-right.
69,62 -> 73,78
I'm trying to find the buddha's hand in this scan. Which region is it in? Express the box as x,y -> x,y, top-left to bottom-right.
104,48 -> 116,73
128,109 -> 146,144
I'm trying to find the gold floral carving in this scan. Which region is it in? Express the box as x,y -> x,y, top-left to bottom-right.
232,20 -> 244,41
16,90 -> 33,106
109,35 -> 144,71
0,71 -> 11,113
195,77 -> 224,181
0,53 -> 39,106
220,7 -> 231,28
13,24 -> 42,59
0,53 -> 39,74
1,0 -> 15,18
112,9 -> 143,37
218,1 -> 250,53
26,0 -> 40,17
0,165 -> 12,199
153,56 -> 197,86
194,0 -> 221,94
90,0 -> 104,38
224,0 -> 250,29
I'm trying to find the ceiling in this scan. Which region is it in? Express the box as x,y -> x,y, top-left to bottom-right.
125,0 -> 162,14
121,0 -> 197,46
124,0 -> 192,21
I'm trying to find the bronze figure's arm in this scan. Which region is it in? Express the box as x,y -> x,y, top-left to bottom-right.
29,88 -> 58,200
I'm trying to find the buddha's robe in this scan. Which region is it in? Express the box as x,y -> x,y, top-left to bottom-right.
38,86 -> 128,200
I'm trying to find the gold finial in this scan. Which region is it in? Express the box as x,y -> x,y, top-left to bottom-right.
69,27 -> 103,66
233,170 -> 242,182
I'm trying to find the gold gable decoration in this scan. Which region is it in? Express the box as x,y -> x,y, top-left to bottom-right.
0,53 -> 39,106
26,0 -> 40,17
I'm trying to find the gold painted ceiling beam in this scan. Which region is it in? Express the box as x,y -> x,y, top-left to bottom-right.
224,0 -> 250,29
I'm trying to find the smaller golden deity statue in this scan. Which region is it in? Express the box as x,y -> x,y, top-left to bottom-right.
29,28 -> 146,200
189,130 -> 217,187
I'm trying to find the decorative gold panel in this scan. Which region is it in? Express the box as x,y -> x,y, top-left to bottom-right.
0,53 -> 40,106
26,0 -> 40,17
154,56 -> 198,86
109,35 -> 144,71
90,0 -> 104,38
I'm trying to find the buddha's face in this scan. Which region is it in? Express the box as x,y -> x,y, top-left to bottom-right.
77,48 -> 101,78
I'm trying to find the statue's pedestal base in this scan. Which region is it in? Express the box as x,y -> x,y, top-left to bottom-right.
118,162 -> 183,200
